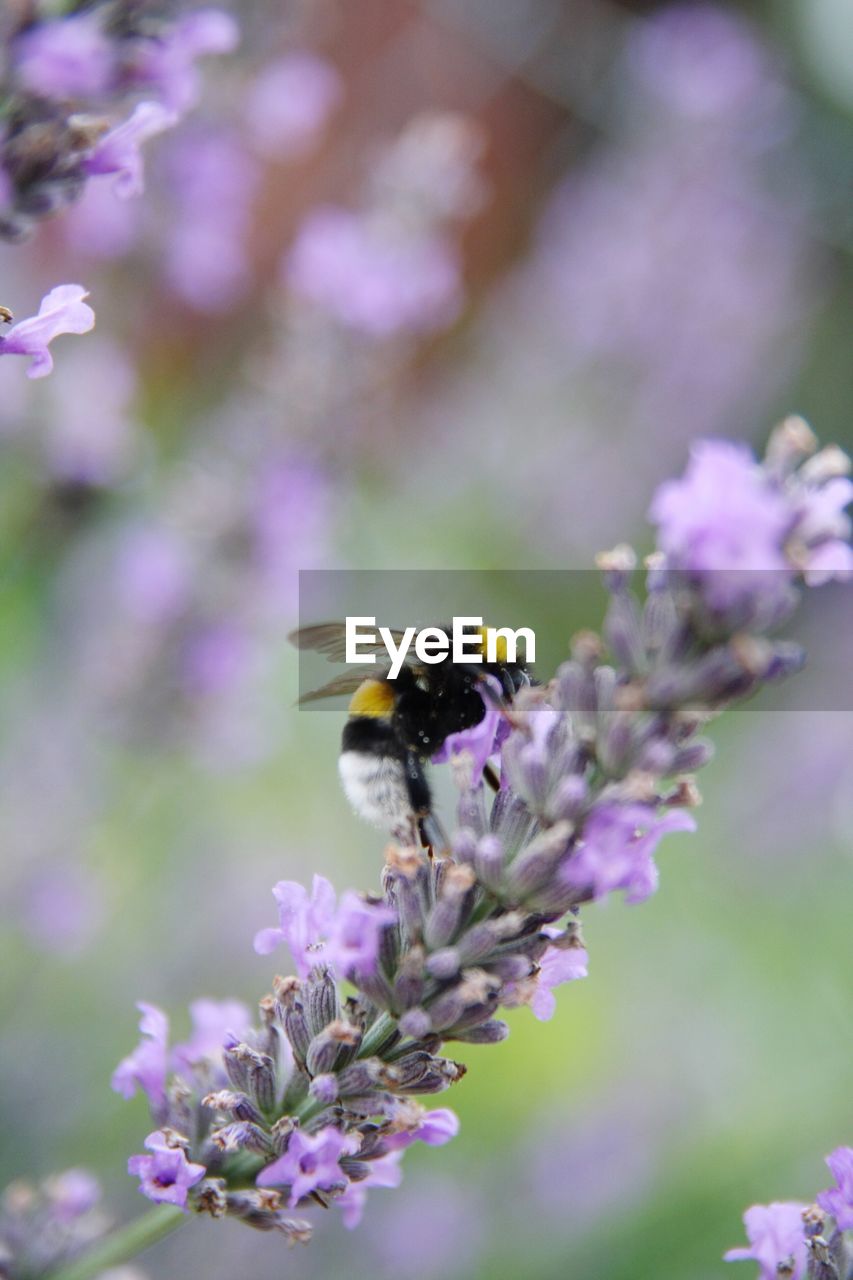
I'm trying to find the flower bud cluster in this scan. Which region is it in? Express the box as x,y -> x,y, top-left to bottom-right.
116,983 -> 460,1239
0,1168 -> 109,1279
0,0 -> 236,239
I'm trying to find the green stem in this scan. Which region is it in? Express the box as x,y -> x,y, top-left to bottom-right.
357,1010 -> 396,1058
47,1205 -> 187,1280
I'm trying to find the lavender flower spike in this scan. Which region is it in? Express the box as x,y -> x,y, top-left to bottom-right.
0,285 -> 94,378
724,1202 -> 809,1280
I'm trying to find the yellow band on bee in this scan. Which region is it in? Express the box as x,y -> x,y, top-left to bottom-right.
349,678 -> 396,719
475,625 -> 508,663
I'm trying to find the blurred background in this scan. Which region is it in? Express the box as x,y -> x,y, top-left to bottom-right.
1,0 -> 852,1277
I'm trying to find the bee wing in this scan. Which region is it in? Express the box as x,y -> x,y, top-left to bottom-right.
297,665 -> 392,705
288,622 -> 415,664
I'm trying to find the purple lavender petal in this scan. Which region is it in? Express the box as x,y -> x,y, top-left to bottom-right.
84,102 -> 179,198
0,286 -> 95,379
724,1201 -> 808,1279
816,1146 -> 853,1230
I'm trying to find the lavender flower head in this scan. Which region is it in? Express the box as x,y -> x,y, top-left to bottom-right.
112,422 -> 852,1257
650,425 -> 853,629
0,1168 -> 109,1278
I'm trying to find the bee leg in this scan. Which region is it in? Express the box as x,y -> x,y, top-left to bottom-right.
419,810 -> 449,855
483,762 -> 500,793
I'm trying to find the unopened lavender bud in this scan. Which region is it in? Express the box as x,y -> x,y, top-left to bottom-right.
598,713 -> 635,775
384,847 -> 427,941
309,1074 -> 339,1105
196,1178 -> 228,1218
546,773 -> 589,823
305,1020 -> 361,1076
335,1059 -> 384,1097
247,1058 -> 276,1115
211,1122 -> 273,1155
670,739 -> 714,774
596,543 -> 637,590
274,978 -> 311,1064
424,864 -> 476,949
505,822 -> 573,900
472,834 -> 505,891
202,1091 -> 262,1124
449,1018 -> 510,1044
490,789 -> 536,858
425,946 -> 462,979
800,441 -> 851,483
765,414 -> 818,473
306,968 -> 338,1035
393,945 -> 426,1008
399,1008 -> 433,1039
222,1044 -> 249,1093
270,1116 -> 298,1154
604,589 -> 647,677
428,968 -> 500,1033
487,953 -> 536,982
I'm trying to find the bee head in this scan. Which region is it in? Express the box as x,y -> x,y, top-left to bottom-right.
349,678 -> 396,719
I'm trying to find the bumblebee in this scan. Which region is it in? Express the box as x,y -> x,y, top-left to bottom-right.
290,622 -> 532,846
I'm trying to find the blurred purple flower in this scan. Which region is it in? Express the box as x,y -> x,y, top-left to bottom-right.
285,206 -> 462,336
0,285 -> 95,379
253,459 -> 333,616
46,1170 -> 101,1220
817,1145 -> 853,1230
111,1003 -> 169,1109
21,862 -> 104,956
13,14 -> 114,100
724,1202 -> 808,1279
626,4 -> 782,124
128,9 -> 239,112
62,181 -> 142,259
371,1174 -> 486,1277
172,999 -> 252,1078
40,338 -> 137,485
256,1127 -> 358,1206
85,102 -> 178,197
182,623 -> 249,697
159,126 -> 260,311
127,1131 -> 205,1209
245,53 -> 342,160
114,527 -> 191,626
650,439 -> 792,619
562,803 -> 696,905
793,476 -> 853,585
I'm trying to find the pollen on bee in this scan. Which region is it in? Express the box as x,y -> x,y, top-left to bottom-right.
349,678 -> 396,719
